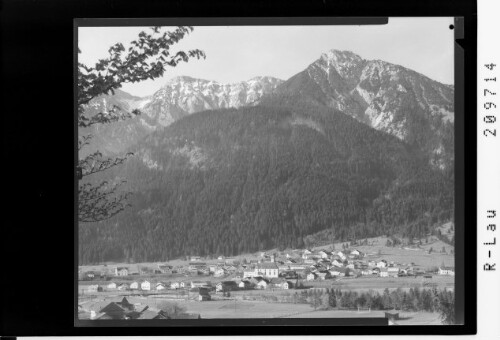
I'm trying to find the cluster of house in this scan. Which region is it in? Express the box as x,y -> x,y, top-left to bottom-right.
78,297 -> 201,320
80,248 -> 455,294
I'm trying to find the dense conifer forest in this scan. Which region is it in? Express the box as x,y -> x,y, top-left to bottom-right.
79,100 -> 453,264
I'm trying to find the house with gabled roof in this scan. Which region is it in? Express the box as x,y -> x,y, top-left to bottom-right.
379,267 -> 389,277
191,281 -> 212,289
86,284 -> 100,293
387,267 -> 400,277
238,280 -> 252,289
127,281 -> 138,289
114,267 -> 129,276
316,270 -> 332,280
438,266 -> 455,276
157,264 -> 173,274
156,282 -> 167,291
307,272 -> 318,281
329,268 -> 346,277
117,283 -> 129,291
377,260 -> 388,268
318,250 -> 332,259
141,280 -> 151,291
216,281 -> 238,292
256,278 -> 270,289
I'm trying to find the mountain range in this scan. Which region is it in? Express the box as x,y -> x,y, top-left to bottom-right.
81,76 -> 283,155
78,50 -> 455,264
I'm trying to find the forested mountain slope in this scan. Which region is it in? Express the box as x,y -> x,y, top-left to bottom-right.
79,102 -> 453,264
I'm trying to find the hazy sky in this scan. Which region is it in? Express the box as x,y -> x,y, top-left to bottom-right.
78,18 -> 454,97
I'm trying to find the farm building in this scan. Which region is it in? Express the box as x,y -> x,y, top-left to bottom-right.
141,280 -> 151,291
376,260 -> 388,268
86,284 -> 101,293
384,309 -> 400,320
214,268 -> 227,277
316,271 -> 332,280
107,282 -> 117,289
117,283 -> 129,291
156,282 -> 167,291
256,278 -> 270,289
438,266 -> 455,276
361,269 -> 373,276
307,273 -> 318,281
318,250 -> 332,259
188,262 -> 207,271
216,281 -> 238,292
191,281 -> 212,289
350,249 -> 363,257
238,280 -> 252,289
198,293 -> 211,301
114,267 -> 129,276
157,264 -> 173,274
130,281 -> 139,290
379,268 -> 389,277
387,267 -> 400,277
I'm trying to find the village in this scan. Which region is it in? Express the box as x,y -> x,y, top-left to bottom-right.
78,235 -> 455,321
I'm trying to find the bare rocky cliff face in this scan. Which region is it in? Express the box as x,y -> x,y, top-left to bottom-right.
81,76 -> 283,155
274,50 -> 454,169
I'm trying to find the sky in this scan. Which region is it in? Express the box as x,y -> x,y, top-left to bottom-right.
78,18 -> 454,97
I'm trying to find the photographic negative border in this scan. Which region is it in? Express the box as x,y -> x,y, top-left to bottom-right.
0,0 -> 476,336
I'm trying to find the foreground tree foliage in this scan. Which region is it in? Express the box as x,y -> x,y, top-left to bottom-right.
78,26 -> 205,223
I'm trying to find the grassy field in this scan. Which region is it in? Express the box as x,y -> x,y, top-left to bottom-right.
78,294 -> 443,324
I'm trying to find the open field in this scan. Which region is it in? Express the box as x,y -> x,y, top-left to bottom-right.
78,294 -> 443,324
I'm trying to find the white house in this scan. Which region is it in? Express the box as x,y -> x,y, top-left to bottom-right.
438,266 -> 455,276
170,282 -> 180,289
214,268 -> 226,277
387,267 -> 400,277
191,281 -> 211,289
346,263 -> 355,269
331,259 -> 344,268
141,280 -> 151,291
350,249 -> 363,257
107,282 -> 117,290
156,282 -> 167,291
379,268 -> 389,277
361,269 -> 373,276
307,272 -> 318,281
86,284 -> 99,293
256,279 -> 269,289
376,260 -> 388,268
281,281 -> 293,289
130,281 -> 139,290
243,268 -> 257,278
238,280 -> 252,289
114,267 -> 129,276
302,249 -> 313,259
117,283 -> 129,291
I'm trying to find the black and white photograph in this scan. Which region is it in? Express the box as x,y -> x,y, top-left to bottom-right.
77,18 -> 457,324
